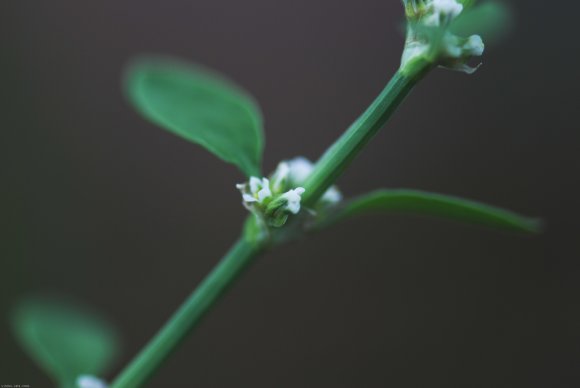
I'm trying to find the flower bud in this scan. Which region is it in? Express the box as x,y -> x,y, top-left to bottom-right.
264,187 -> 306,227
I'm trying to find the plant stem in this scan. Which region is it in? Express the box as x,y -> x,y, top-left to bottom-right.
302,63 -> 431,207
111,63 -> 431,388
110,237 -> 264,388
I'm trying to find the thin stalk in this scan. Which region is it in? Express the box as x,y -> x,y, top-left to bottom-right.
111,63 -> 431,388
110,237 -> 264,388
302,63 -> 431,207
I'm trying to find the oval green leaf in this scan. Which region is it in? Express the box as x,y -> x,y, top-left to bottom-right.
11,297 -> 121,386
318,189 -> 541,233
126,57 -> 264,177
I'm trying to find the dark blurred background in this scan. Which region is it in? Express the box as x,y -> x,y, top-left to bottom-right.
1,1 -> 579,387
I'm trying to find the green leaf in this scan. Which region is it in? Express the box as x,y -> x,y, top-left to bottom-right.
11,297 -> 121,386
457,0 -> 477,9
450,2 -> 512,43
319,189 -> 541,233
125,57 -> 264,177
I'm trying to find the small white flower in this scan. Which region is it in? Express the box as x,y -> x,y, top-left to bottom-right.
242,193 -> 257,203
237,177 -> 272,210
440,34 -> 484,73
270,161 -> 290,193
423,0 -> 463,26
322,186 -> 342,204
443,34 -> 463,58
287,157 -> 313,184
463,34 -> 484,56
280,187 -> 306,214
431,0 -> 463,16
249,177 -> 272,203
77,375 -> 108,388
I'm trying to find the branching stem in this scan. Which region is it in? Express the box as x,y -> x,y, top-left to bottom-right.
303,62 -> 431,207
111,61 -> 431,388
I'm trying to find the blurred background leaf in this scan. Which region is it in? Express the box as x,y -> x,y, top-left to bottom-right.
11,297 -> 121,388
450,1 -> 512,43
125,57 -> 264,177
319,189 -> 541,233
450,1 -> 513,44
458,0 -> 477,9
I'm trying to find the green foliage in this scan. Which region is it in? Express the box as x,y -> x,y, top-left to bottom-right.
126,57 -> 264,177
450,2 -> 511,42
11,297 -> 120,387
319,189 -> 541,233
457,0 -> 477,9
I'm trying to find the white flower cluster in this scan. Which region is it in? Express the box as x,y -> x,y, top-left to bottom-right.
236,176 -> 305,217
236,157 -> 342,228
280,187 -> 306,214
237,177 -> 272,206
401,0 -> 485,74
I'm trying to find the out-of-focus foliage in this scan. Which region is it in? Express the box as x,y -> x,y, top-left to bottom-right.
11,297 -> 120,387
450,2 -> 512,43
126,57 -> 265,177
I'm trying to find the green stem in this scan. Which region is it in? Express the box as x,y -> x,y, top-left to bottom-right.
111,63 -> 431,388
110,237 -> 264,388
302,63 -> 431,207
